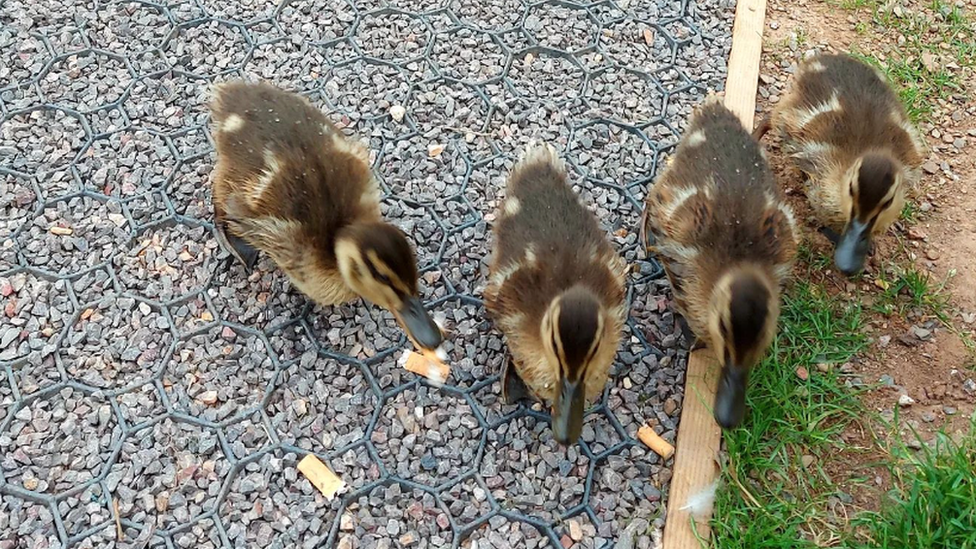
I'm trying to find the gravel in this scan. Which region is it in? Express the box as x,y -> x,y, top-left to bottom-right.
481,416 -> 591,523
242,41 -> 329,93
221,449 -> 334,549
164,327 -> 275,421
0,271 -> 71,364
114,223 -> 219,302
431,29 -> 507,84
18,196 -> 132,275
354,12 -> 431,63
0,108 -> 88,195
277,0 -> 356,44
0,0 -> 733,545
110,417 -> 229,530
164,21 -> 250,78
0,493 -> 61,548
268,354 -> 378,454
0,174 -> 38,272
0,387 -> 121,494
372,387 -> 482,487
38,52 -> 134,114
122,72 -> 212,131
342,483 -> 454,548
59,293 -> 174,389
75,129 -> 176,198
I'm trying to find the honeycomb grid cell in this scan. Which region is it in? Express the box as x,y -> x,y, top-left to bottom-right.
0,0 -> 735,545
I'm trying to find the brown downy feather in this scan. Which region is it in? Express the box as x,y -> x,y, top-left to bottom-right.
485,143 -> 627,404
764,53 -> 925,234
642,97 -> 796,427
209,81 -> 387,307
643,97 -> 797,341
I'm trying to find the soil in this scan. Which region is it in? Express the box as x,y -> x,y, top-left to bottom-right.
756,0 -> 976,515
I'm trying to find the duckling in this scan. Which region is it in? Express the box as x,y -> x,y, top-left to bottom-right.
209,81 -> 443,352
484,143 -> 627,446
641,98 -> 798,428
754,53 -> 927,276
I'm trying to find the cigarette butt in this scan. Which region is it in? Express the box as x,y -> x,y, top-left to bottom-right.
401,349 -> 450,386
298,454 -> 345,500
113,497 -> 123,541
638,425 -> 675,459
50,226 -> 73,235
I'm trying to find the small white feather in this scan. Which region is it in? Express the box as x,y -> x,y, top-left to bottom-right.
679,479 -> 719,518
397,349 -> 411,367
651,527 -> 664,549
425,362 -> 447,388
433,311 -> 447,331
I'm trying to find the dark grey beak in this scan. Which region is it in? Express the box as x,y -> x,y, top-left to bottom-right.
397,296 -> 442,351
552,377 -> 585,446
714,365 -> 748,429
834,219 -> 871,277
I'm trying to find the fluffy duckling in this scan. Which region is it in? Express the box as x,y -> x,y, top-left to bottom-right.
754,53 -> 927,276
484,143 -> 627,446
209,81 -> 442,352
642,98 -> 798,428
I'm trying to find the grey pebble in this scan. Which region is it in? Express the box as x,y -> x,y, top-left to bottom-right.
0,0 -> 734,544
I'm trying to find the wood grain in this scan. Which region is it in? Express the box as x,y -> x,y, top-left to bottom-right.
661,0 -> 767,544
662,350 -> 724,547
724,0 -> 768,130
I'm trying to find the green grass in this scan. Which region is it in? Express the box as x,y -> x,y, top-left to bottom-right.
711,277 -> 976,548
795,242 -> 832,273
871,263 -> 974,352
848,420 -> 976,548
712,3 -> 976,545
901,201 -> 920,225
872,264 -> 950,319
851,50 -> 960,122
711,281 -> 869,547
842,0 -> 976,122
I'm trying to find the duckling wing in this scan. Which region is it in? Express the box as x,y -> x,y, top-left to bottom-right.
209,81 -> 375,223
219,194 -> 305,271
487,144 -> 625,322
646,101 -> 798,296
777,55 -> 924,168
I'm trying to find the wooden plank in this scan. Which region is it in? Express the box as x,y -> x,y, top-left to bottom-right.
723,0 -> 768,130
661,0 -> 767,544
662,349 -> 723,547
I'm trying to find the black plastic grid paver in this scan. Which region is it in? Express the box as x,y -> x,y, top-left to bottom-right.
0,0 -> 733,547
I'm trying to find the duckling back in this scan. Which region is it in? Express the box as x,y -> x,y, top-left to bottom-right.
209,81 -> 381,305
485,144 -> 626,403
210,81 -> 378,229
644,98 -> 797,336
771,54 -> 925,215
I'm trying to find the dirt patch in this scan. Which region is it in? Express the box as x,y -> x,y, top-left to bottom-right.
756,0 -> 976,518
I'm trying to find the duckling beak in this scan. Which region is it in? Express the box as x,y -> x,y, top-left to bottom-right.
834,219 -> 871,276
714,365 -> 748,429
552,377 -> 585,446
397,296 -> 443,351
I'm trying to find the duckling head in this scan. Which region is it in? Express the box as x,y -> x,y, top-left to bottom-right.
707,266 -> 780,429
541,285 -> 608,446
835,151 -> 905,276
336,221 -> 443,351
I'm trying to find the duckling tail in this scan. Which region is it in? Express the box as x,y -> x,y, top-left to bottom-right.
516,141 -> 566,174
752,114 -> 772,141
